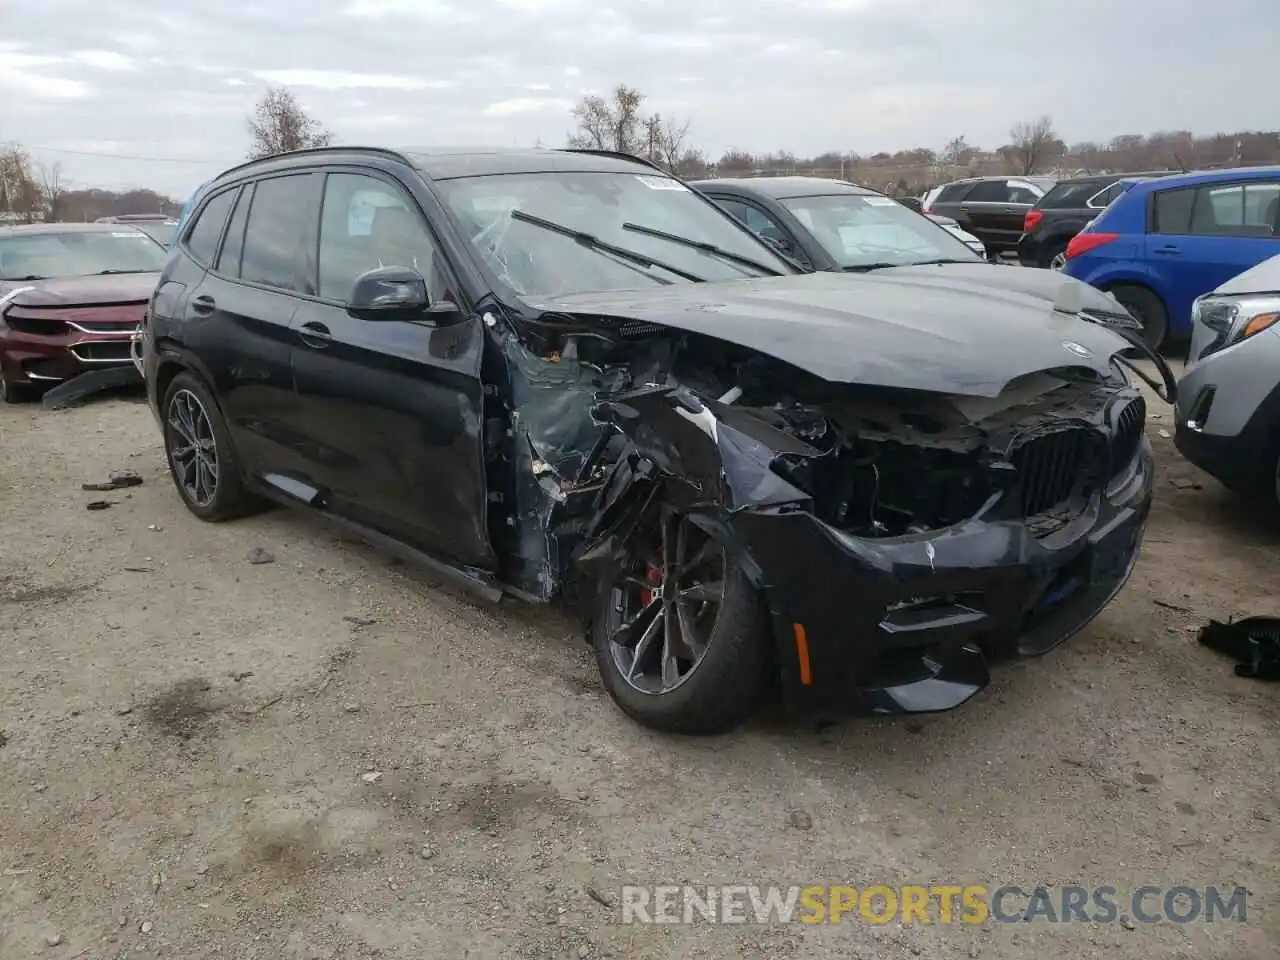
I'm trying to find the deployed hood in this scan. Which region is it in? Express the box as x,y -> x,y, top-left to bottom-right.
529,272 -> 1130,398
1211,252 -> 1280,296
0,272 -> 160,307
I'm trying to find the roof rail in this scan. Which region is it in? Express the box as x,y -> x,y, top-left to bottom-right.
557,148 -> 667,173
211,145 -> 411,182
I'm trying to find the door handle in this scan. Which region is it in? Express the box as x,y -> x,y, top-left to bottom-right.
1155,245 -> 1181,255
190,294 -> 215,315
297,321 -> 332,349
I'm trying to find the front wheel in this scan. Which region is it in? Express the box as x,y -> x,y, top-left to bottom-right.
1107,284 -> 1168,351
161,371 -> 261,521
590,499 -> 772,735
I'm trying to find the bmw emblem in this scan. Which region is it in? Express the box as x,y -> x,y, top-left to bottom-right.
1062,341 -> 1092,359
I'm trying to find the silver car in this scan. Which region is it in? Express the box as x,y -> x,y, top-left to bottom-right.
1175,253 -> 1280,501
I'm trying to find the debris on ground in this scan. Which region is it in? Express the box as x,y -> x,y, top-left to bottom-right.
246,547 -> 276,565
361,772 -> 384,784
1198,617 -> 1280,680
787,810 -> 813,831
82,471 -> 143,492
85,500 -> 114,511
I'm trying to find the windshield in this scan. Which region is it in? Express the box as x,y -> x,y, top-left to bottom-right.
0,230 -> 167,280
779,194 -> 982,269
434,170 -> 794,297
135,221 -> 179,247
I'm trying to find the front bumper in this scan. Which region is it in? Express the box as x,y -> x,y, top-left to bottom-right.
0,324 -> 136,387
737,442 -> 1154,713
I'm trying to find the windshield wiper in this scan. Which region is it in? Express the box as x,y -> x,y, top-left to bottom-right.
622,222 -> 785,277
841,262 -> 901,273
3,274 -> 46,281
95,269 -> 148,275
509,210 -> 705,283
905,258 -> 980,266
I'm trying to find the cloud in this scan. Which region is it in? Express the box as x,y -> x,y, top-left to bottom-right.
0,0 -> 1275,199
483,97 -> 574,117
251,70 -> 452,91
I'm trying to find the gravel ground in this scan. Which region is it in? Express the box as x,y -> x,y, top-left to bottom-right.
0,380 -> 1276,960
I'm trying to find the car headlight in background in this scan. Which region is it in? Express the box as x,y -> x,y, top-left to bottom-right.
1194,293 -> 1280,359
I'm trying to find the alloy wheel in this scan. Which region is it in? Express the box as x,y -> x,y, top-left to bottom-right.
607,507 -> 726,695
1049,252 -> 1067,270
166,388 -> 219,507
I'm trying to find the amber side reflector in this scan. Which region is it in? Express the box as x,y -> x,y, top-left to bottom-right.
793,623 -> 813,686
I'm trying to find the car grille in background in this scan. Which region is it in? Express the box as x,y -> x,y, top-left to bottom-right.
1013,428 -> 1100,518
71,341 -> 133,362
3,314 -> 68,336
1109,395 -> 1145,477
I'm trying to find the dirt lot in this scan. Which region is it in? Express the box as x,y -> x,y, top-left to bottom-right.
1,382 -> 1276,960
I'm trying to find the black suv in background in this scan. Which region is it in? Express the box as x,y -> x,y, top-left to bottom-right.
1016,172 -> 1173,269
923,176 -> 1055,258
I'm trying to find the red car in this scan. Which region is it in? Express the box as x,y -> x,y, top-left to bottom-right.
0,223 -> 168,402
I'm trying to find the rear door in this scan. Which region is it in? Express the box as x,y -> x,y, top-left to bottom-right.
959,179 -> 1042,252
1146,179 -> 1280,332
288,168 -> 494,569
173,178 -> 309,477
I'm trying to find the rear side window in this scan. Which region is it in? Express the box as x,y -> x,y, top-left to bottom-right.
240,174 -> 314,292
1039,182 -> 1105,209
964,180 -> 1011,202
1152,187 -> 1195,234
934,182 -> 972,203
183,188 -> 236,265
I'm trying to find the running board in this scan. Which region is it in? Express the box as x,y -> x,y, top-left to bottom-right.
253,484 -> 504,604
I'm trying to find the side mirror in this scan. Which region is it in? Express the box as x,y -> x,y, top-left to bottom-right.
346,266 -> 463,325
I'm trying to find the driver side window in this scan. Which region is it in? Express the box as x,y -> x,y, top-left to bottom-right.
317,173 -> 445,301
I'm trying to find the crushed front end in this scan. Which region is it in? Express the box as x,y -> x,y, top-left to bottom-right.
480,303 -> 1152,715
577,360 -> 1152,715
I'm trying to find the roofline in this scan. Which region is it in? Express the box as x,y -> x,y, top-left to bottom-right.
555,148 -> 667,172
210,146 -> 414,184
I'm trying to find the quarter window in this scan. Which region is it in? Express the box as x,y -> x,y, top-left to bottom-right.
183,188 -> 236,265
216,185 -> 251,278
317,173 -> 442,301
240,174 -> 314,292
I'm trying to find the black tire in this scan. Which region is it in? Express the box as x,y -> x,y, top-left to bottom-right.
161,370 -> 260,521
1107,284 -> 1168,351
1040,241 -> 1068,271
0,364 -> 33,403
590,502 -> 772,735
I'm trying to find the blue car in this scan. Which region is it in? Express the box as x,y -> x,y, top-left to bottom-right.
1061,166 -> 1280,349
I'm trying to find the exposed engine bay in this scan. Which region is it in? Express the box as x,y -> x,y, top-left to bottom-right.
484,306 -> 1145,599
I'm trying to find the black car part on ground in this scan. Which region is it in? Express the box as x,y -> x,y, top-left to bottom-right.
1199,617 -> 1280,680
40,364 -> 142,409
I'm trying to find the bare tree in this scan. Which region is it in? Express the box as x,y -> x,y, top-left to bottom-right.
0,144 -> 42,222
1005,116 -> 1059,175
943,135 -> 973,167
568,84 -> 646,154
39,161 -> 65,222
567,84 -> 695,173
246,86 -> 334,160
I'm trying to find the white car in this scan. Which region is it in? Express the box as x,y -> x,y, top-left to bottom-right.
927,214 -> 987,258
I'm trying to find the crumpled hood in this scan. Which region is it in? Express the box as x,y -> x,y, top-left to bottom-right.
870,261 -> 1130,315
529,270 -> 1131,398
0,272 -> 160,307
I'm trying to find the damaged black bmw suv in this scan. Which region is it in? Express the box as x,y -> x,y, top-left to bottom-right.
139,146 -> 1157,734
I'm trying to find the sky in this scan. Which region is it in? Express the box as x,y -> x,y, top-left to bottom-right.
2,0 -> 1276,200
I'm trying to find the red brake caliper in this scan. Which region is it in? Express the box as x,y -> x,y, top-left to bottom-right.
640,561 -> 663,607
